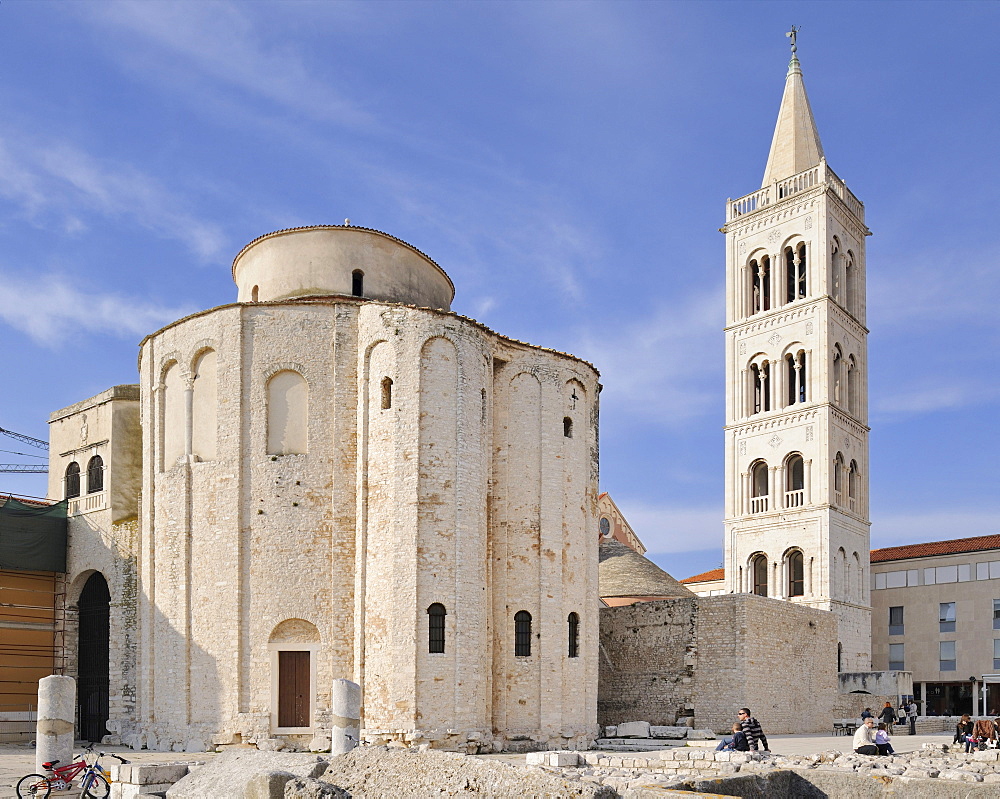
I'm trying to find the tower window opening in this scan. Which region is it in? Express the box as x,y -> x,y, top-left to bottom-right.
427,603 -> 446,654
750,258 -> 771,315
848,460 -> 860,513
797,244 -> 807,298
845,254 -> 856,315
750,461 -> 769,514
352,269 -> 364,297
846,356 -> 858,416
567,612 -> 580,658
751,362 -> 770,414
834,452 -> 845,505
514,610 -> 532,657
65,462 -> 81,499
563,417 -> 573,438
788,550 -> 804,597
833,346 -> 843,405
251,285 -> 259,302
786,351 -> 806,405
752,554 -> 768,597
785,454 -> 804,507
86,455 -> 104,494
381,377 -> 393,410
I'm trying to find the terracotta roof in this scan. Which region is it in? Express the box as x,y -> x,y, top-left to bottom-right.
599,539 -> 694,599
870,535 -> 1000,564
680,567 -> 725,584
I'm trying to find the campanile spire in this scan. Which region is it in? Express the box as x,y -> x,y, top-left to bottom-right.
761,28 -> 825,187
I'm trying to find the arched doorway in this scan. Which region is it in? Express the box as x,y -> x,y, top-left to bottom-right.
77,573 -> 110,742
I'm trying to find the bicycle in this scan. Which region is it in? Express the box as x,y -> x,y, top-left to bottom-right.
15,745 -> 129,798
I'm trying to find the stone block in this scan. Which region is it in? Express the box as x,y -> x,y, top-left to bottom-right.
525,752 -> 546,765
617,722 -> 651,738
604,726 -> 617,738
129,763 -> 190,785
546,752 -> 580,767
686,729 -> 716,740
939,769 -> 984,782
245,770 -> 296,798
973,750 -> 1000,762
649,726 -> 687,739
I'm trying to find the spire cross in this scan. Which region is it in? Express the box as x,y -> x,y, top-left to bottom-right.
786,25 -> 800,55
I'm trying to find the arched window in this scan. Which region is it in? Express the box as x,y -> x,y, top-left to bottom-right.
251,285 -> 259,302
785,454 -> 804,507
65,462 -> 81,499
785,351 -> 807,405
162,361 -> 185,468
784,243 -> 807,302
427,603 -> 446,654
352,269 -> 364,297
832,345 -> 843,405
752,554 -> 768,597
787,550 -> 804,597
192,349 -> 218,461
831,240 -> 841,302
846,356 -> 858,416
86,455 -> 104,494
750,461 -> 769,513
381,377 -> 393,410
834,452 -> 845,505
751,362 -> 770,414
563,417 -> 573,438
845,251 -> 856,314
514,610 -> 532,657
837,642 -> 843,673
567,612 -> 579,658
849,460 -> 860,512
267,370 -> 308,455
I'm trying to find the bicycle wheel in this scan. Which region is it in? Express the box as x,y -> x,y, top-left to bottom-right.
81,772 -> 110,798
15,774 -> 51,798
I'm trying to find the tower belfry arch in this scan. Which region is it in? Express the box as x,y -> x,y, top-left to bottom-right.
721,33 -> 873,671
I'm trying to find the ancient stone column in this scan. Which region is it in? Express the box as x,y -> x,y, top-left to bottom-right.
36,675 -> 76,774
330,678 -> 361,755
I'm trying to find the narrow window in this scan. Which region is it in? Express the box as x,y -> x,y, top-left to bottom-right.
381,377 -> 393,410
833,346 -> 843,404
427,603 -> 446,654
831,243 -> 841,301
785,247 -> 796,304
752,363 -> 769,414
251,285 -> 259,302
514,610 -> 532,657
752,554 -> 768,596
788,551 -> 804,597
749,259 -> 761,314
352,269 -> 364,297
563,417 -> 573,438
86,455 -> 104,494
760,256 -> 770,311
993,599 -> 1000,630
750,461 -> 768,513
65,462 -> 81,499
834,453 -> 845,505
837,643 -> 842,672
939,602 -> 956,633
889,606 -> 904,636
567,612 -> 579,658
994,639 -> 1000,671
888,643 -> 904,670
939,640 -> 956,671
786,351 -> 806,405
785,454 -> 804,507
796,243 -> 807,298
848,460 -> 859,512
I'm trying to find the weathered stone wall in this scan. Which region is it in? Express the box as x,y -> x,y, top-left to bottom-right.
599,594 -> 838,734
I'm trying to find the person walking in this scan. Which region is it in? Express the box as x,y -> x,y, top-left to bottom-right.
737,707 -> 769,752
853,717 -> 878,755
879,701 -> 897,735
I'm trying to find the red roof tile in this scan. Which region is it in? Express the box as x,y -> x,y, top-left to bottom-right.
870,534 -> 1000,563
680,567 -> 725,584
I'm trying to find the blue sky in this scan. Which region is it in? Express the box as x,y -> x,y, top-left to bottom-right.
0,1 -> 997,580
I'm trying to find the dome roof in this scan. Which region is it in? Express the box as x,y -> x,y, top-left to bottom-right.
598,539 -> 695,600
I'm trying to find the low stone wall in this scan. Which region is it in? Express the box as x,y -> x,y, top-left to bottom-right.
831,694 -> 896,721
109,761 -> 197,799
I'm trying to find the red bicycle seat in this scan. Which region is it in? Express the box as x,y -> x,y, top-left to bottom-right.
43,760 -> 59,768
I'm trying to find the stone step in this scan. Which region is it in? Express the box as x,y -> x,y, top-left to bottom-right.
595,738 -> 687,751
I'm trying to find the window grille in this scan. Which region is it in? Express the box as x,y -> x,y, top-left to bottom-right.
87,455 -> 104,494
514,610 -> 532,657
65,462 -> 81,499
567,612 -> 579,658
427,603 -> 446,654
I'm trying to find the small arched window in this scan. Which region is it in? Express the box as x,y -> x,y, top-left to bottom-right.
251,285 -> 259,302
352,269 -> 364,297
788,550 -> 804,597
832,345 -> 843,404
514,610 -> 532,657
785,454 -> 804,507
834,452 -> 845,505
65,462 -> 81,499
849,460 -> 860,512
786,351 -> 806,405
752,554 -> 768,597
846,356 -> 857,416
751,362 -> 770,414
86,455 -> 104,494
567,612 -> 579,658
785,243 -> 807,302
831,241 -> 841,301
427,603 -> 446,654
750,461 -> 769,513
563,417 -> 573,438
381,377 -> 393,410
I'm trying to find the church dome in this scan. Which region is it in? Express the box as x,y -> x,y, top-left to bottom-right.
232,225 -> 455,310
599,538 -> 695,604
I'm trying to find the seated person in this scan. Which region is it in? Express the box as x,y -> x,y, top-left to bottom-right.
954,715 -> 974,753
875,723 -> 894,755
853,717 -> 878,755
715,723 -> 750,752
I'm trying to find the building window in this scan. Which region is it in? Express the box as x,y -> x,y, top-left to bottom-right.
832,345 -> 843,405
381,377 -> 393,410
995,639 -> 1000,671
427,603 -> 446,654
939,602 -> 956,633
785,454 -> 804,508
785,351 -> 807,405
834,453 -> 845,505
993,599 -> 1000,630
65,462 -> 81,499
751,554 -> 768,597
251,285 -> 259,302
939,640 -> 956,671
785,243 -> 807,302
750,256 -> 770,314
514,611 -> 532,657
563,417 -> 573,438
848,460 -> 860,513
86,455 -> 104,494
888,606 -> 904,636
352,269 -> 364,297
787,550 -> 804,597
888,643 -> 904,671
751,362 -> 770,414
567,612 -> 579,658
750,461 -> 769,514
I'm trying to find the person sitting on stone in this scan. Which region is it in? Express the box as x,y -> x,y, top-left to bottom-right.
737,707 -> 769,752
715,722 -> 750,752
853,717 -> 878,755
874,723 -> 894,755
954,714 -> 974,752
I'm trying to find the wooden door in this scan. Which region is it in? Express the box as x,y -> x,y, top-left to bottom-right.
278,650 -> 310,727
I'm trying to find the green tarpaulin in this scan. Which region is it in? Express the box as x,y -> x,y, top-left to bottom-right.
0,496 -> 67,572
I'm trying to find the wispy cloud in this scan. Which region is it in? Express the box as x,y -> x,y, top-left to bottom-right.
871,510 -> 999,549
0,133 -> 227,260
0,269 -> 194,347
873,382 -> 997,419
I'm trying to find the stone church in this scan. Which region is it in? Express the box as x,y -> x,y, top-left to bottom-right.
48,225 -> 600,753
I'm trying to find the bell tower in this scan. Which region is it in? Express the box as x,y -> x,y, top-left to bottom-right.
721,31 -> 872,671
